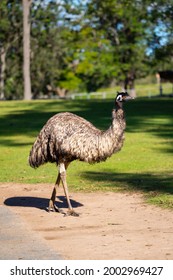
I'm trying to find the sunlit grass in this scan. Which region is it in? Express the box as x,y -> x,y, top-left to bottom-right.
74,82 -> 173,99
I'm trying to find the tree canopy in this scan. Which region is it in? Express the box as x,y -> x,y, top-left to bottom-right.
0,0 -> 173,99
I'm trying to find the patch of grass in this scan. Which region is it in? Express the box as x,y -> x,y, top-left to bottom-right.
135,82 -> 173,97
146,193 -> 173,209
0,97 -> 173,209
77,82 -> 173,99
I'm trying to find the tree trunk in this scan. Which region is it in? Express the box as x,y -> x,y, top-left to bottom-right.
56,87 -> 67,98
123,71 -> 136,98
0,47 -> 6,99
23,0 -> 32,100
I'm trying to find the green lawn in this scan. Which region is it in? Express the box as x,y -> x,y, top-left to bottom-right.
80,82 -> 173,99
0,97 -> 173,208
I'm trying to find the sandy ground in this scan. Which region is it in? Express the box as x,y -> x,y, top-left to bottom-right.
0,182 -> 173,260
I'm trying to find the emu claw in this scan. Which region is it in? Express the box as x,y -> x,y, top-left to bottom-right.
64,210 -> 79,217
46,205 -> 65,214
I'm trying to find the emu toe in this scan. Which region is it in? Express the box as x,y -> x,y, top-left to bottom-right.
65,209 -> 79,217
46,204 -> 65,214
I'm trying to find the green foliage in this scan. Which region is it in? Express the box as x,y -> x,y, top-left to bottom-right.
0,0 -> 23,99
0,0 -> 173,99
0,97 -> 173,208
59,71 -> 82,91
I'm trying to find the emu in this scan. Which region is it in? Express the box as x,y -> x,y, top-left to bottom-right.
29,92 -> 132,216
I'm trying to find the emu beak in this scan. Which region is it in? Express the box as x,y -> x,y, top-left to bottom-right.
125,95 -> 134,101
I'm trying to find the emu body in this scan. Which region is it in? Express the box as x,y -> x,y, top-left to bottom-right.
29,92 -> 131,216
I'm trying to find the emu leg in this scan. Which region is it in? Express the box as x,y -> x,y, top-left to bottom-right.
60,162 -> 79,216
47,173 -> 65,214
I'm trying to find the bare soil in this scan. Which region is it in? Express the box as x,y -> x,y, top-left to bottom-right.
0,182 -> 173,260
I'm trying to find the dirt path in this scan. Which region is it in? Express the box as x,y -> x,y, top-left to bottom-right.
0,183 -> 173,260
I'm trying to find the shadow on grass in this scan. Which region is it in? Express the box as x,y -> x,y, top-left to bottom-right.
4,195 -> 83,210
81,170 -> 173,195
0,138 -> 34,147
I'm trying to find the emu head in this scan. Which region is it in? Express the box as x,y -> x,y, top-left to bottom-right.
115,92 -> 133,108
116,92 -> 132,102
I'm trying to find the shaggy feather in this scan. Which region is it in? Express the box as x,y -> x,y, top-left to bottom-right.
29,107 -> 126,167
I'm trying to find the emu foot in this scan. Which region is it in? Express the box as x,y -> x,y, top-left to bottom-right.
65,209 -> 79,217
46,203 -> 65,215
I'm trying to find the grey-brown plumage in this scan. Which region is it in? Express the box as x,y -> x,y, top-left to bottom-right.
29,92 -> 132,216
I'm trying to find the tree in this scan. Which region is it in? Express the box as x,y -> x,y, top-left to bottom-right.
23,0 -> 32,100
1,0 -> 173,99
146,0 -> 173,71
0,0 -> 10,99
58,1 -> 117,93
0,0 -> 22,99
0,47 -> 6,99
85,0 -> 150,95
30,0 -> 67,98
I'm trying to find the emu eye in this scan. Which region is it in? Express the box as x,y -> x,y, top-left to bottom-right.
116,95 -> 122,101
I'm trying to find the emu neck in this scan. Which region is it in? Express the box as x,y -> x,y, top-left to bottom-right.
112,101 -> 125,130
103,104 -> 126,144
97,106 -> 126,161
115,100 -> 123,110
